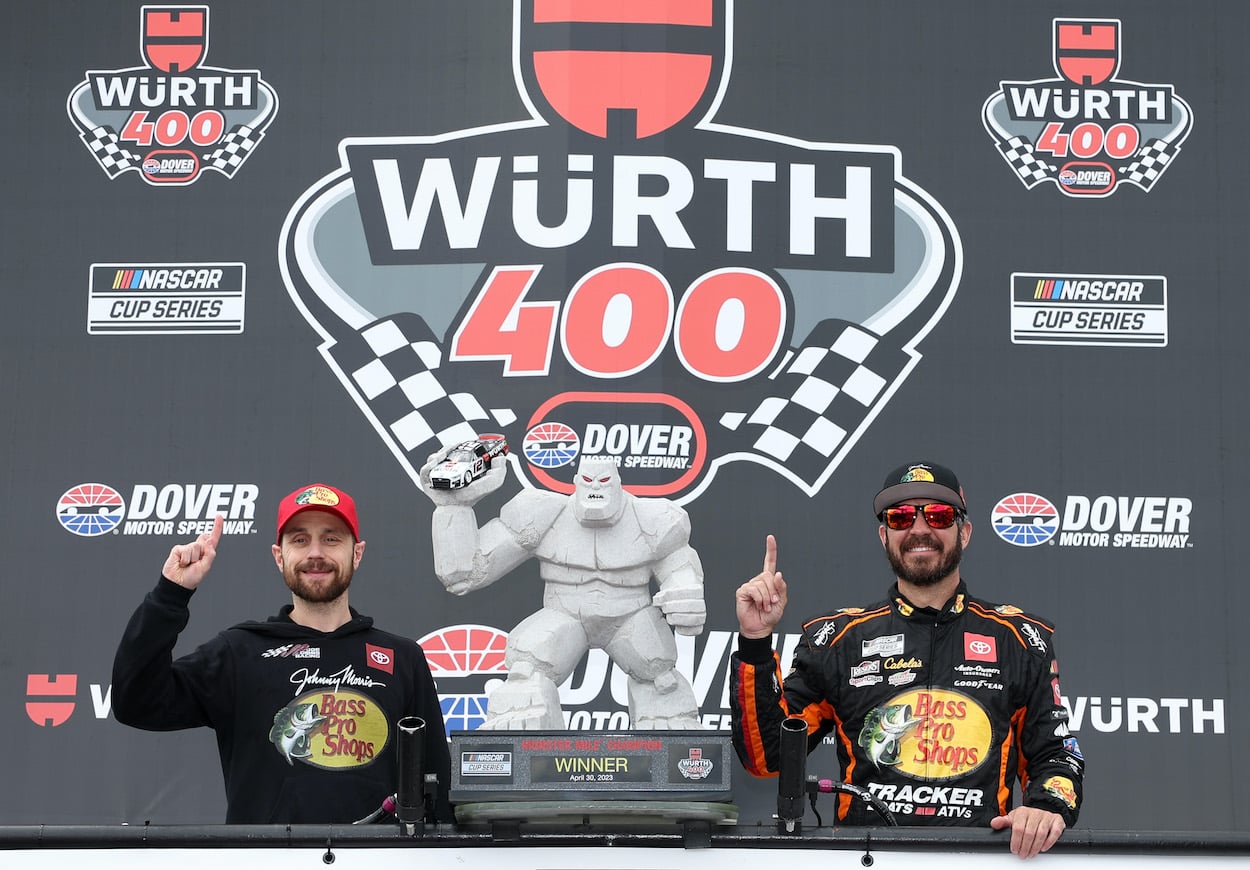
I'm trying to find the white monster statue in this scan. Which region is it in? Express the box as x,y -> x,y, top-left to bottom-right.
419,451 -> 706,730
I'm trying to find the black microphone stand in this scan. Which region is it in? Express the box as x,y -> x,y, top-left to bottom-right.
777,716 -> 808,833
776,716 -> 899,833
395,716 -> 428,836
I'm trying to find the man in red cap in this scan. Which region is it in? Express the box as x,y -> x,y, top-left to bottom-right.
729,461 -> 1084,859
112,483 -> 452,826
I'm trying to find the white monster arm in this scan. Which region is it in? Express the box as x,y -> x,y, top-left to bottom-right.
651,545 -> 706,636
429,505 -> 531,595
639,501 -> 706,636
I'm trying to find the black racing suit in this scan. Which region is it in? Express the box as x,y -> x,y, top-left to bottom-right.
730,582 -> 1084,826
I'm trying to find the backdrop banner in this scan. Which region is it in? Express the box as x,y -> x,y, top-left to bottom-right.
5,0 -> 1243,833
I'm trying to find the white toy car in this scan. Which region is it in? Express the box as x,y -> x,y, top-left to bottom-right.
428,434 -> 509,489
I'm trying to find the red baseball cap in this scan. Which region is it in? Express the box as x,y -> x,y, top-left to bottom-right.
275,483 -> 360,543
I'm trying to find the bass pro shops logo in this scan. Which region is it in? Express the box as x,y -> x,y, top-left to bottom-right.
280,0 -> 961,504
67,6 -> 278,186
982,19 -> 1192,198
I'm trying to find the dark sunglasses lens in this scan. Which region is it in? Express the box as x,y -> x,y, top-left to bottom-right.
923,505 -> 957,528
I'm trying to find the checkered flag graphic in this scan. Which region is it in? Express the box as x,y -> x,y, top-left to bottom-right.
81,126 -> 141,178
722,320 -> 909,486
997,135 -> 1054,188
1118,138 -> 1179,190
203,124 -> 264,176
327,314 -> 488,470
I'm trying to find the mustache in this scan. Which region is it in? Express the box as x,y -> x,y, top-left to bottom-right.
901,535 -> 941,551
296,558 -> 337,572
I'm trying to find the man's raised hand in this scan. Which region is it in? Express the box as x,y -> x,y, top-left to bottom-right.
163,514 -> 223,590
735,534 -> 788,640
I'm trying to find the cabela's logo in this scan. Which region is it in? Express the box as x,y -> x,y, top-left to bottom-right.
67,6 -> 278,186
982,18 -> 1192,198
280,0 -> 960,504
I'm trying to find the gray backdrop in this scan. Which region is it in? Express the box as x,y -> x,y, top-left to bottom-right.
4,0 -> 1243,831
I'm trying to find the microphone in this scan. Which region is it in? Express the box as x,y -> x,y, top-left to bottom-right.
395,716 -> 427,835
777,716 -> 808,834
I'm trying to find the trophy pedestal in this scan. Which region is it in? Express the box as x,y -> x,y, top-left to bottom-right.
449,729 -> 737,835
454,798 -> 738,825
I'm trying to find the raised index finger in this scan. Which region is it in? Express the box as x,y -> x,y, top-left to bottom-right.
762,534 -> 777,575
206,513 -> 224,550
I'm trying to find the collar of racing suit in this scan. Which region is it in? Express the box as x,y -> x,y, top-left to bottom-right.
890,580 -> 969,622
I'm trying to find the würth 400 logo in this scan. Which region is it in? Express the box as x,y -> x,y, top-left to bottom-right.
982,19 -> 1192,198
67,6 -> 278,186
281,0 -> 961,504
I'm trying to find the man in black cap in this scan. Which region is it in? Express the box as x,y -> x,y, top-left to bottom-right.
729,461 -> 1084,859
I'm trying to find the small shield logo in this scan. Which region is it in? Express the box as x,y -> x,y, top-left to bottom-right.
142,6 -> 208,73
1053,19 -> 1119,86
517,0 -> 725,139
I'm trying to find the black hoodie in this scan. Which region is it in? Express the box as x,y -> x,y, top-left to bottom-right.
113,577 -> 453,824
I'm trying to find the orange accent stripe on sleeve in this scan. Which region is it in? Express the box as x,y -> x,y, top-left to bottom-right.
995,707 -> 1027,814
799,700 -> 835,732
735,650 -> 782,776
831,708 -> 856,820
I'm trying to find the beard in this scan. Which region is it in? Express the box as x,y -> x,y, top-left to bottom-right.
283,557 -> 354,603
885,529 -> 964,587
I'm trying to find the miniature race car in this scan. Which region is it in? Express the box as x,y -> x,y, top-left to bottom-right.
428,434 -> 509,489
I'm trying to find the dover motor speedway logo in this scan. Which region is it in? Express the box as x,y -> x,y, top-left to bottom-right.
279,0 -> 961,504
991,492 -> 1192,549
55,482 -> 259,537
421,623 -> 738,731
418,624 -> 510,732
982,19 -> 1192,198
66,6 -> 277,186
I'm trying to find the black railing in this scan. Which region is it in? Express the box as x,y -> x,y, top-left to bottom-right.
1,824 -> 1249,855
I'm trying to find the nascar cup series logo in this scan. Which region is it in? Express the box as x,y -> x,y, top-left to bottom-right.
67,6 -> 277,186
992,491 -> 1191,549
1009,273 -> 1167,347
280,0 -> 961,505
87,262 -> 246,335
982,19 -> 1192,198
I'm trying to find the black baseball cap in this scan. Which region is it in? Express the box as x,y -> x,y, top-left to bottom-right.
873,462 -> 966,516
